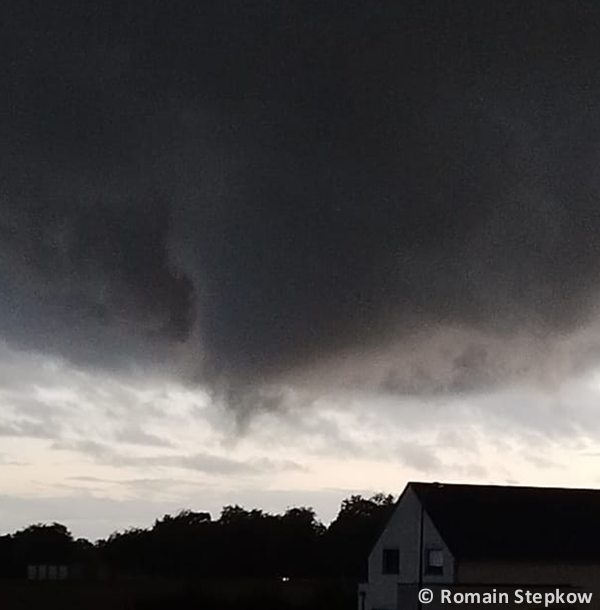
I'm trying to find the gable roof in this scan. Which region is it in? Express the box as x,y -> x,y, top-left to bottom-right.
410,481 -> 600,562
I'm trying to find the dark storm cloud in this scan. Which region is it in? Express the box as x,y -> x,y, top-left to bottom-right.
4,1 -> 600,405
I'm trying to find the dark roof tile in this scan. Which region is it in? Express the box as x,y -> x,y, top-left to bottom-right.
410,482 -> 600,561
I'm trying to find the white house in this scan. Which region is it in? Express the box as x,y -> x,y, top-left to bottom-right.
359,481 -> 600,610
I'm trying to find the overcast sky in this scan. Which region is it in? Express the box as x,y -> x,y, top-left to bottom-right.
4,1 -> 600,539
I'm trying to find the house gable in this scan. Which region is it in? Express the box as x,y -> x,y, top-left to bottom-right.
364,484 -> 455,610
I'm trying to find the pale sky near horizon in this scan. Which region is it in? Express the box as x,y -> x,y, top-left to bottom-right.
2,340 -> 599,541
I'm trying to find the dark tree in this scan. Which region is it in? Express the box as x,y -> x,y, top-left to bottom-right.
2,493 -> 396,584
324,493 -> 396,579
13,523 -> 74,565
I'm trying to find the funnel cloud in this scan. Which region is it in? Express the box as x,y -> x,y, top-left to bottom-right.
3,1 -> 600,409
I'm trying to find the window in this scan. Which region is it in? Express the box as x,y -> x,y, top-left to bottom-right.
382,548 -> 399,574
425,549 -> 444,575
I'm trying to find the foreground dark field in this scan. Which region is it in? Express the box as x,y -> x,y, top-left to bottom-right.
0,578 -> 356,610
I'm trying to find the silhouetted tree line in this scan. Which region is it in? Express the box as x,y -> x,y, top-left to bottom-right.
0,494 -> 395,582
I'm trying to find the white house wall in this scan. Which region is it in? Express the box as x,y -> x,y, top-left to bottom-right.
364,485 -> 455,610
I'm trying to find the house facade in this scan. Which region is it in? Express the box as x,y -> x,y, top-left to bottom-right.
359,482 -> 600,610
